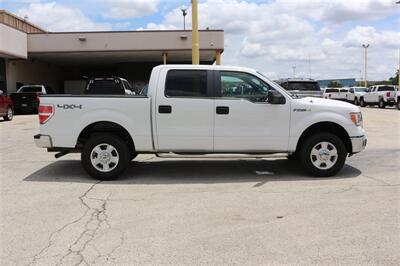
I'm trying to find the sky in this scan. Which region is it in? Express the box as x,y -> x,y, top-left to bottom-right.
1,0 -> 400,80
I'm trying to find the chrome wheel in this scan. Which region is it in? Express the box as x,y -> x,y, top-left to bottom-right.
310,141 -> 338,170
90,143 -> 119,172
7,107 -> 13,120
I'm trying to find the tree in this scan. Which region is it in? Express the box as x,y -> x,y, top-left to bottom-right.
389,69 -> 399,86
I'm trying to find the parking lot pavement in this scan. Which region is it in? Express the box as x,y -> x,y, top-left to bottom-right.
1,107 -> 399,265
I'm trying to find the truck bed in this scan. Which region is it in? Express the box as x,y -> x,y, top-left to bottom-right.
39,95 -> 153,151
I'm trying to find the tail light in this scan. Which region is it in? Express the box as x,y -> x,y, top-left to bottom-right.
386,91 -> 390,97
38,104 -> 54,124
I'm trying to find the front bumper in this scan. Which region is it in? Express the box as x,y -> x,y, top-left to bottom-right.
34,134 -> 53,148
350,135 -> 367,154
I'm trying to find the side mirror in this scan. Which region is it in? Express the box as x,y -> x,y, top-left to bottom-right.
267,90 -> 286,104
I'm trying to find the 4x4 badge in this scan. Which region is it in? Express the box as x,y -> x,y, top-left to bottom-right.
57,104 -> 82,109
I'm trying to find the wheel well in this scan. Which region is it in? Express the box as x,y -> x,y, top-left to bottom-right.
77,121 -> 136,155
296,122 -> 352,153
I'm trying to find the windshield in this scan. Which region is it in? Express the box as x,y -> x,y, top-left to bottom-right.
287,82 -> 321,91
18,86 -> 42,93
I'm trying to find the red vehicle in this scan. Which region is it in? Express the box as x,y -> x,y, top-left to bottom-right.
0,90 -> 14,121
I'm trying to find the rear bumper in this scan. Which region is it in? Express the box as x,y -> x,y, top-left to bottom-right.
350,135 -> 367,154
34,134 -> 53,148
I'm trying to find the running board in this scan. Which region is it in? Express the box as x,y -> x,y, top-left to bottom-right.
155,152 -> 290,159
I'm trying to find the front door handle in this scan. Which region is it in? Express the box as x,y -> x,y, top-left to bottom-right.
158,105 -> 172,114
216,106 -> 229,115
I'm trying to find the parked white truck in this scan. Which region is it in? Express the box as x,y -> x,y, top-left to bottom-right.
360,85 -> 397,108
34,65 -> 366,180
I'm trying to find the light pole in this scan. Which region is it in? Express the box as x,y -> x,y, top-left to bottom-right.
362,44 -> 369,87
292,66 -> 296,78
181,7 -> 187,30
191,0 -> 200,64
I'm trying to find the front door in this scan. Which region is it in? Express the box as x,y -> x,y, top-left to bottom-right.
213,71 -> 291,152
155,69 -> 214,152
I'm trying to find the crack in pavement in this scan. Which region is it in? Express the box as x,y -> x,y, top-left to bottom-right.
27,181 -> 125,266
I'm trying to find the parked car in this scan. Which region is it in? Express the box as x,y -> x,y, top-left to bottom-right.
34,65 -> 366,180
360,85 -> 397,108
346,87 -> 367,105
278,78 -> 322,98
323,88 -> 348,101
84,77 -> 134,95
0,90 -> 14,121
10,85 -> 54,114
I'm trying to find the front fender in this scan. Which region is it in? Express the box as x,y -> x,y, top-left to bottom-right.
288,111 -> 361,151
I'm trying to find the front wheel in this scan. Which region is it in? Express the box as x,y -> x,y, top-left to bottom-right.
3,106 -> 13,121
81,133 -> 130,180
299,133 -> 347,177
397,100 -> 400,110
354,98 -> 359,105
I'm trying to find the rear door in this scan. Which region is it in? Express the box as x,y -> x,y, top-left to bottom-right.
213,71 -> 291,152
155,69 -> 214,152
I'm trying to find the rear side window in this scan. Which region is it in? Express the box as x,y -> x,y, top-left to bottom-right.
165,70 -> 207,97
377,86 -> 395,92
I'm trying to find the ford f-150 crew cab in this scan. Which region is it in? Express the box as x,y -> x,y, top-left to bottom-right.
34,65 -> 367,180
360,85 -> 397,108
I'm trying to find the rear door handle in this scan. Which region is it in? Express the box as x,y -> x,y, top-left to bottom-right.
216,106 -> 229,115
158,105 -> 172,114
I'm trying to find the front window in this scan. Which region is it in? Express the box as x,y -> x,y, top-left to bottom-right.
220,71 -> 271,102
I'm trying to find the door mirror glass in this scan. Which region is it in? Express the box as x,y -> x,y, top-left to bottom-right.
267,90 -> 286,104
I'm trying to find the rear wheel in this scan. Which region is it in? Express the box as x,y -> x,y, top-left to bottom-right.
299,133 -> 347,177
397,100 -> 400,110
3,106 -> 13,121
81,133 -> 130,180
378,98 -> 386,109
359,98 -> 366,107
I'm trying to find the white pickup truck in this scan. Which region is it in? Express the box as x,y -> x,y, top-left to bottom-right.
360,85 -> 397,108
34,65 -> 366,180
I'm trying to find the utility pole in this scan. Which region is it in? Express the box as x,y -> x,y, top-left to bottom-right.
362,44 -> 369,87
292,66 -> 296,78
191,0 -> 200,64
398,48 -> 400,87
308,54 -> 311,79
181,8 -> 187,30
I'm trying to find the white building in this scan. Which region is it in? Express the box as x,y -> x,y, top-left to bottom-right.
0,10 -> 224,93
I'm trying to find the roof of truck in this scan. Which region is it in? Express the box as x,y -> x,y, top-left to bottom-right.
153,64 -> 259,74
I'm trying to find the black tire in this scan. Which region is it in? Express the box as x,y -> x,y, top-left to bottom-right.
354,98 -> 359,105
359,97 -> 366,107
378,98 -> 386,109
3,106 -> 13,121
81,133 -> 130,180
397,100 -> 400,110
299,132 -> 347,177
287,153 -> 297,161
